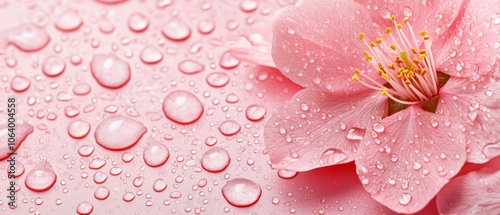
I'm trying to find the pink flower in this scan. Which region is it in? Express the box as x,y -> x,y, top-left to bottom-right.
265,0 -> 500,213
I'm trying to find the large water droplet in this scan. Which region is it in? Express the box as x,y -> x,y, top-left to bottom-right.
178,60 -> 205,74
218,120 -> 241,136
140,46 -> 163,64
399,193 -> 412,205
153,178 -> 167,192
67,120 -> 91,139
128,13 -> 149,32
346,127 -> 365,140
219,51 -> 240,69
143,139 -> 170,167
8,24 -> 50,52
245,105 -> 266,121
206,72 -> 230,87
90,54 -> 131,89
25,161 -> 57,192
320,148 -> 348,165
42,56 -> 66,77
94,115 -> 147,150
162,90 -> 204,124
10,75 -> 31,92
0,123 -> 33,160
201,147 -> 230,172
222,178 -> 262,207
55,9 -> 83,31
277,169 -> 298,179
240,0 -> 259,12
161,20 -> 191,41
76,201 -> 93,215
94,186 -> 110,200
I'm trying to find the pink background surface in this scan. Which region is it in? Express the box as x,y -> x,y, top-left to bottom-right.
1,0 -> 499,214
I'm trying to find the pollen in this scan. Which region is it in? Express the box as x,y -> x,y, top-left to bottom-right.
352,74 -> 360,81
359,33 -> 365,40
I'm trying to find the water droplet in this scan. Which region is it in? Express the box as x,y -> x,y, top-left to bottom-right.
222,178 -> 262,207
143,139 -> 170,167
78,145 -> 94,157
67,120 -> 91,139
399,193 -> 412,205
10,75 -> 31,92
245,105 -> 266,121
483,143 -> 500,159
413,162 -> 422,170
153,178 -> 168,192
25,161 -> 57,192
161,20 -> 191,41
320,148 -> 348,165
240,0 -> 259,12
128,13 -> 149,32
89,158 -> 106,169
8,24 -> 50,52
380,10 -> 391,19
218,120 -> 241,136
346,127 -> 365,140
0,123 -> 33,160
206,72 -> 230,87
162,90 -> 204,124
219,51 -> 240,69
140,46 -> 163,64
94,115 -> 147,150
42,56 -> 66,77
90,54 -> 131,89
76,201 -> 93,215
277,169 -> 298,179
123,192 -> 135,202
133,176 -> 144,187
93,171 -> 108,184
201,147 -> 230,172
373,123 -> 385,133
403,6 -> 413,17
73,83 -> 92,95
55,9 -> 83,31
178,60 -> 205,74
492,13 -> 500,25
94,186 -> 110,200
198,19 -> 215,34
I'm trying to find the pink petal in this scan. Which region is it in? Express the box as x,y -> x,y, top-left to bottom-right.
439,77 -> 500,163
264,88 -> 386,171
356,106 -> 466,214
437,168 -> 500,215
272,0 -> 382,94
434,0 -> 500,78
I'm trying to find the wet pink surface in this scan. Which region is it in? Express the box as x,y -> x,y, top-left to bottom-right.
0,0 -> 499,214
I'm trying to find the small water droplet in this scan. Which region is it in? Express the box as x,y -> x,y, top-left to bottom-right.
240,0 -> 259,12
140,46 -> 163,64
123,192 -> 135,202
399,193 -> 412,205
403,6 -> 413,17
219,51 -> 240,69
143,139 -> 170,167
218,120 -> 241,136
55,9 -> 83,31
94,115 -> 147,150
42,56 -> 66,77
245,105 -> 266,121
153,178 -> 168,192
162,90 -> 204,124
320,148 -> 348,165
413,162 -> 422,170
90,54 -> 131,89
128,13 -> 149,32
492,13 -> 500,25
178,60 -> 205,74
222,178 -> 262,207
76,201 -> 93,215
25,161 -> 57,192
206,72 -> 230,87
10,75 -> 31,92
201,147 -> 231,172
346,127 -> 365,140
277,169 -> 297,179
67,120 -> 91,139
161,20 -> 191,41
198,19 -> 215,34
94,186 -> 110,200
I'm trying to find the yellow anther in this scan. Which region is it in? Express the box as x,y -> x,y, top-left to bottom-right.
388,63 -> 395,70
378,69 -> 384,75
411,64 -> 419,72
378,62 -> 385,69
420,30 -> 428,37
420,68 -> 427,75
381,87 -> 389,96
354,68 -> 360,74
365,55 -> 373,62
411,48 -> 417,54
407,70 -> 415,78
404,79 -> 411,84
384,27 -> 393,34
396,24 -> 403,30
352,74 -> 360,81
413,58 -> 420,64
359,33 -> 365,40
390,44 -> 397,51
370,42 -> 377,47
403,17 -> 409,23
376,38 -> 383,44
423,36 -> 429,40
389,15 -> 396,22
419,49 -> 427,54
419,54 -> 426,60
382,73 -> 391,81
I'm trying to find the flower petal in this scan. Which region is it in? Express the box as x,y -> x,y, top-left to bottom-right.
272,0 -> 381,94
439,77 -> 500,163
434,0 -> 500,78
264,88 -> 386,171
437,168 -> 500,215
356,106 -> 466,214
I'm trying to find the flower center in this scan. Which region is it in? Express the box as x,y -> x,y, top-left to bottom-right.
352,15 -> 448,112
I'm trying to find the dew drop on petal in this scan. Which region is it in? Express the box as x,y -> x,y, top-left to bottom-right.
345,127 -> 365,140
8,24 -> 50,52
55,9 -> 83,31
201,147 -> 230,172
25,161 -> 57,192
140,46 -> 163,64
42,56 -> 66,77
94,115 -> 147,150
153,178 -> 167,192
373,123 -> 385,133
10,75 -> 31,92
219,51 -> 240,69
93,171 -> 108,184
240,0 -> 259,12
94,186 -> 110,200
198,19 -> 215,34
218,120 -> 241,136
161,20 -> 191,41
76,201 -> 93,215
492,13 -> 500,25
277,169 -> 298,179
222,178 -> 262,207
320,148 -> 348,165
178,60 -> 205,74
413,162 -> 422,170
78,145 -> 94,157
245,105 -> 266,121
73,83 -> 92,95
399,193 -> 412,205
123,192 -> 135,202
90,54 -> 131,89
482,143 -> 500,159
67,120 -> 91,139
206,72 -> 230,87
128,13 -> 149,32
162,90 -> 204,124
403,6 -> 413,17
143,139 -> 170,167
